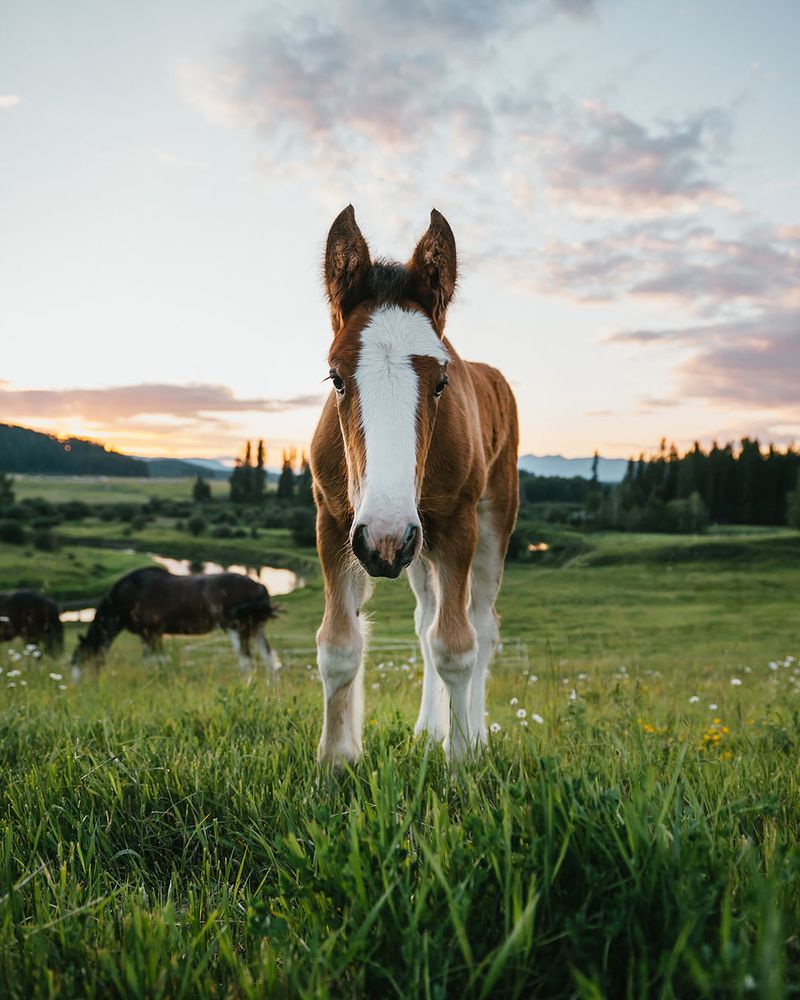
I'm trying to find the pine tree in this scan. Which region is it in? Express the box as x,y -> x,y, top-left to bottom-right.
254,440 -> 267,501
192,475 -> 211,503
277,449 -> 296,502
296,452 -> 314,506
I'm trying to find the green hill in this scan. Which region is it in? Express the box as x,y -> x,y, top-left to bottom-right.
0,423 -> 147,477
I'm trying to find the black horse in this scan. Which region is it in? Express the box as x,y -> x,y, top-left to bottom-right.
72,566 -> 280,677
0,590 -> 64,655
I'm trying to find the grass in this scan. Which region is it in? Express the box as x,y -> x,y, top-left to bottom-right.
1,528 -> 799,996
12,476 -> 229,504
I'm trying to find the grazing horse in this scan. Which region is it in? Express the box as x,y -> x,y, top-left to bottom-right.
72,566 -> 280,677
310,206 -> 519,766
0,590 -> 63,655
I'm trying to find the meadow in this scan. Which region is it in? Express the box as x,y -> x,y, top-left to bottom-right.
1,494 -> 799,996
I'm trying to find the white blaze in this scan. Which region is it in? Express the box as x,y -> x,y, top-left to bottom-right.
354,306 -> 447,544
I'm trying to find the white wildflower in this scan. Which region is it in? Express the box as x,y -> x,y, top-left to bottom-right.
509,697 -> 519,706
58,684 -> 67,690
768,661 -> 778,670
371,682 -> 380,690
569,689 -> 577,701
531,713 -> 544,724
49,672 -> 63,681
7,682 -> 15,688
520,719 -> 528,727
528,675 -> 538,683
730,677 -> 742,686
709,703 -> 718,710
490,722 -> 501,734
7,669 -> 20,678
689,695 -> 700,703
516,708 -> 527,719
743,974 -> 756,991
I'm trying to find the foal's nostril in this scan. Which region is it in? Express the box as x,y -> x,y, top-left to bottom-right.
398,524 -> 419,567
352,524 -> 370,563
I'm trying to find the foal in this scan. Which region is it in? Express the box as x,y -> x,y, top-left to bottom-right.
310,207 -> 519,766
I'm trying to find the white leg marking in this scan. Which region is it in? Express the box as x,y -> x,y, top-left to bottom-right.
255,629 -> 281,682
317,571 -> 370,766
408,559 -> 448,742
431,634 -> 477,765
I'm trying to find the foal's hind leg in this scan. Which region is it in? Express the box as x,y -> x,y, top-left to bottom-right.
468,501 -> 508,745
316,508 -> 371,767
409,558 -> 447,743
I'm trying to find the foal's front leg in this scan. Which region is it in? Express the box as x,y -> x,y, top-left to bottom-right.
316,509 -> 370,766
429,509 -> 478,765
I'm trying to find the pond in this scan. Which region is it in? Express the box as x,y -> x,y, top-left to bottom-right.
60,553 -> 304,622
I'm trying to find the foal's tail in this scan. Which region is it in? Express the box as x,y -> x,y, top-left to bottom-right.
44,615 -> 64,656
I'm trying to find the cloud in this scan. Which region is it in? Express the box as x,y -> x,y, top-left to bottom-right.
535,221 -> 800,314
0,95 -> 21,109
0,382 -> 325,426
179,0 -> 607,220
612,309 -> 800,411
536,101 -> 736,218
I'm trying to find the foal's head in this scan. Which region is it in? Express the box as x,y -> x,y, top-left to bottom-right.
323,206 -> 457,578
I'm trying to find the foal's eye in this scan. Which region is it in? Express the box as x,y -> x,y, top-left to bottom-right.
434,375 -> 449,398
330,371 -> 345,394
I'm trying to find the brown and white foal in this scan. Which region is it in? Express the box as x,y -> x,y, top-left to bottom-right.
310,206 -> 519,766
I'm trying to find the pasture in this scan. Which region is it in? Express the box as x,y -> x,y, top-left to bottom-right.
1,529 -> 799,996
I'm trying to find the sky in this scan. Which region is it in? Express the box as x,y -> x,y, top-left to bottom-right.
1,0 -> 798,463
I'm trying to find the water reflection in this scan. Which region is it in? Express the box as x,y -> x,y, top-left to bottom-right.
150,555 -> 303,595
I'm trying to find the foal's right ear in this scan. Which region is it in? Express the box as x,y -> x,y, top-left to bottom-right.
324,205 -> 372,334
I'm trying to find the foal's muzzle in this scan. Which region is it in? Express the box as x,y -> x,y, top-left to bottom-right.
352,523 -> 419,578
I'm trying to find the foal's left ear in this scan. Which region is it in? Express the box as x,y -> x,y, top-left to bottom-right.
324,205 -> 372,335
408,209 -> 457,335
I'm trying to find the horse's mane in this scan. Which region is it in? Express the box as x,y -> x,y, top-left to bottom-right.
368,259 -> 412,307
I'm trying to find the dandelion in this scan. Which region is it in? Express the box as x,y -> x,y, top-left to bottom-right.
509,697 -> 519,706
490,722 -> 501,734
689,695 -> 699,703
49,672 -> 63,681
730,677 -> 742,686
516,708 -> 527,719
531,713 -> 544,724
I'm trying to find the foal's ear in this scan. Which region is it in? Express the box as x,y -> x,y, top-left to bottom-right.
408,209 -> 457,334
324,205 -> 372,334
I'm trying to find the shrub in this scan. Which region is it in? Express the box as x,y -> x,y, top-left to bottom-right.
187,515 -> 207,537
32,528 -> 58,552
290,508 -> 317,548
0,520 -> 27,544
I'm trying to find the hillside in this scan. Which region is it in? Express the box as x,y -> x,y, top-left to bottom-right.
518,453 -> 628,482
0,423 -> 147,477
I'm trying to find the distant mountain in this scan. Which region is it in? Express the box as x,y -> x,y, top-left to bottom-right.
518,454 -> 628,483
0,423 -> 147,477
142,457 -> 230,480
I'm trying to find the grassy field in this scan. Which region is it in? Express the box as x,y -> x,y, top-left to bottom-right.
12,476 -> 230,504
1,527 -> 799,996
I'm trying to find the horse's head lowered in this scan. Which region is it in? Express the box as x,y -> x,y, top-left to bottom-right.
323,206 -> 457,578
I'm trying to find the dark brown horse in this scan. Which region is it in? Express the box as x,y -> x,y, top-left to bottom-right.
72,567 -> 280,678
0,590 -> 64,655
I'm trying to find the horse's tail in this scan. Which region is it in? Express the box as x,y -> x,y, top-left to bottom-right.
230,594 -> 280,624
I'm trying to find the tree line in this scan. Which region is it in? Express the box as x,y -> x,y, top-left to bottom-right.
521,439 -> 800,533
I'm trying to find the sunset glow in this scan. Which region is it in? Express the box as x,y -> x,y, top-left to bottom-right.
2,1 -> 798,460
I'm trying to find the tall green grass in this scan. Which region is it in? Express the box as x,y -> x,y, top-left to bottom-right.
1,531 -> 799,996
